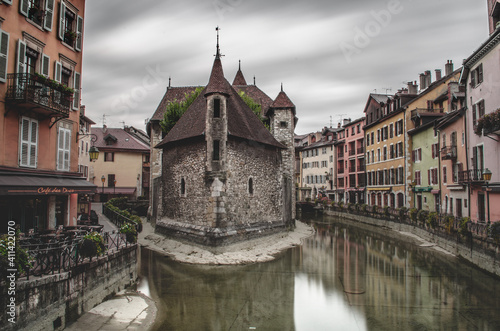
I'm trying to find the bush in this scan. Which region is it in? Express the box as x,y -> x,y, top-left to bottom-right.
427,212 -> 438,229
444,215 -> 455,233
361,204 -> 368,214
79,232 -> 105,258
459,217 -> 471,238
305,197 -> 311,203
120,223 -> 138,243
0,233 -> 32,276
371,205 -> 378,214
347,203 -> 353,212
384,206 -> 390,218
398,207 -> 408,220
417,210 -> 429,224
338,202 -> 344,210
354,203 -> 360,212
490,222 -> 500,244
409,208 -> 418,223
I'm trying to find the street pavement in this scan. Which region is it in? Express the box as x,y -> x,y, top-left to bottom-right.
91,202 -> 118,233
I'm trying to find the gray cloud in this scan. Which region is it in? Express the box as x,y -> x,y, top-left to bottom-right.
81,0 -> 488,133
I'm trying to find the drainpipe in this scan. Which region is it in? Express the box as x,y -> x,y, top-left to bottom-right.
464,106 -> 471,219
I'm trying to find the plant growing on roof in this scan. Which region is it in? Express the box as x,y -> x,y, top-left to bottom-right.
160,87 -> 204,134
238,91 -> 270,130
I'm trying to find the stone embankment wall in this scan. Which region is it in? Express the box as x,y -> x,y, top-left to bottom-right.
1,245 -> 137,331
324,209 -> 500,277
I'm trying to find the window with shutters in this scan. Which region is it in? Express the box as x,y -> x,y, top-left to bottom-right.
471,63 -> 483,88
19,0 -> 55,31
0,29 -> 9,83
57,127 -> 71,171
443,166 -> 447,183
19,117 -> 38,168
58,1 -> 83,51
415,171 -> 421,186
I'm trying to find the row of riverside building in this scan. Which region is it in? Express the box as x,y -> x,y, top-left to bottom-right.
296,0 -> 500,224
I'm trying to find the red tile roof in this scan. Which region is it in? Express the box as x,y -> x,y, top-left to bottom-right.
150,86 -> 202,121
92,127 -> 149,152
156,58 -> 285,150
232,68 -> 247,85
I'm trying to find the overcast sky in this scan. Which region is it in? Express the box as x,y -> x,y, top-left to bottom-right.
81,0 -> 488,135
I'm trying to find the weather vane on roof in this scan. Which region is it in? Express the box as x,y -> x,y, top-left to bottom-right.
215,26 -> 224,58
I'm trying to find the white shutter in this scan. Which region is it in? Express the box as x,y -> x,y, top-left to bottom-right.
75,15 -> 83,52
54,61 -> 62,82
58,1 -> 66,40
19,0 -> 29,17
16,39 -> 26,74
29,120 -> 38,167
41,54 -> 50,77
44,0 -> 55,31
72,71 -> 80,110
57,127 -> 71,171
19,117 -> 38,168
0,29 -> 9,83
3,0 -> 13,5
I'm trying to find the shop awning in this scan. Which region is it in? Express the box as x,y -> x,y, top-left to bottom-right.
367,187 -> 391,191
0,173 -> 97,195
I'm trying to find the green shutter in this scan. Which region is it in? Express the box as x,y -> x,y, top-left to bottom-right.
19,0 -> 29,17
0,29 -> 9,83
44,0 -> 55,31
73,71 -> 80,110
75,15 -> 83,52
58,1 -> 66,40
41,54 -> 50,77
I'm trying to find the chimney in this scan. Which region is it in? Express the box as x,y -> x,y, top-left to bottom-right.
445,60 -> 454,76
407,81 -> 418,94
425,70 -> 432,87
338,122 -> 341,128
419,73 -> 427,90
102,125 -> 107,133
435,69 -> 442,81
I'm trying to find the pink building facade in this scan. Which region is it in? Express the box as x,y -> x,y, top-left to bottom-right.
461,26 -> 500,223
343,118 -> 366,204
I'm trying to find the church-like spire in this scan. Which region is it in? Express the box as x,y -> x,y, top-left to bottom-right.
232,59 -> 248,86
206,27 -> 231,96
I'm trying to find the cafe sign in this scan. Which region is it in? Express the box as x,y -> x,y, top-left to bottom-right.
5,186 -> 95,195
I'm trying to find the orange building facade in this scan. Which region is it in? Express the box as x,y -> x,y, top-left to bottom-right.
0,0 -> 94,233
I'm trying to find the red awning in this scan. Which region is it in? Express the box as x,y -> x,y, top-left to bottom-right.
431,189 -> 440,194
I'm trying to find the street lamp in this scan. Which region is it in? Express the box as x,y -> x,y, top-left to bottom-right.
483,168 -> 492,223
114,179 -> 117,195
89,146 -> 99,162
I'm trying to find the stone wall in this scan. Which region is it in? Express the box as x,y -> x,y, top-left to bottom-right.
0,245 -> 138,331
157,138 -> 287,246
324,209 -> 500,277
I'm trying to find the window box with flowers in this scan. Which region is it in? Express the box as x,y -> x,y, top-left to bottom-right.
475,108 -> 500,136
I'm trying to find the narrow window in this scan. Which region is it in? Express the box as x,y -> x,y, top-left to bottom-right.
280,121 -> 288,128
213,98 -> 220,118
180,178 -> 186,196
248,178 -> 254,195
213,140 -> 220,160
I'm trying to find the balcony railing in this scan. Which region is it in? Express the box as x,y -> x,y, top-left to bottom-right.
458,169 -> 484,183
410,108 -> 445,119
441,146 -> 457,160
338,153 -> 344,159
349,166 -> 356,172
5,73 -> 73,117
349,149 -> 356,156
357,147 -> 364,154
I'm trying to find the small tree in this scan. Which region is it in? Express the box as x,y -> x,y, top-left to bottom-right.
458,217 -> 471,239
398,207 -> 408,221
409,208 -> 418,223
417,210 -> 429,224
160,87 -> 204,134
444,215 -> 455,233
426,212 -> 438,229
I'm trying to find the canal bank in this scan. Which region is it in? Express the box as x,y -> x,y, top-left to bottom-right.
322,208 -> 500,278
138,220 -> 314,265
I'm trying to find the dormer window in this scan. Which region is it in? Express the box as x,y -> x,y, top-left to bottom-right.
214,98 -> 221,118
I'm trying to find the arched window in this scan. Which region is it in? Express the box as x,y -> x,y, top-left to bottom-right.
248,177 -> 253,195
180,178 -> 186,196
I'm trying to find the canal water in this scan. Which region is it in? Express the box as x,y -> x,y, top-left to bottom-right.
138,213 -> 500,330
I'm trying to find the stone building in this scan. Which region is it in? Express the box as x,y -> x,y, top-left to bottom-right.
151,46 -> 297,246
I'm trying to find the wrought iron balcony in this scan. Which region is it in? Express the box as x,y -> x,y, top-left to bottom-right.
349,149 -> 356,156
337,153 -> 344,159
411,108 -> 444,119
5,73 -> 73,118
357,147 -> 364,154
440,146 -> 457,160
458,169 -> 484,183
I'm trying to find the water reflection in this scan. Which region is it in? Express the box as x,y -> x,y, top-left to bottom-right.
140,214 -> 500,330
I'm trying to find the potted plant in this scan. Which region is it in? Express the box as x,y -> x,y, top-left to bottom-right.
64,30 -> 77,42
120,223 -> 138,243
79,232 -> 105,258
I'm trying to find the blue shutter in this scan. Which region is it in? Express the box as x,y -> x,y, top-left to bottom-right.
75,15 -> 83,52
0,29 -> 9,83
44,0 -> 55,31
58,1 -> 66,40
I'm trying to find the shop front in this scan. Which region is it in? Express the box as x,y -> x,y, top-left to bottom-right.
0,171 -> 96,233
